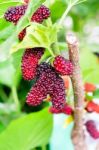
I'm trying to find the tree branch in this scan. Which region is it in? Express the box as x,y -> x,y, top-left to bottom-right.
66,33 -> 87,150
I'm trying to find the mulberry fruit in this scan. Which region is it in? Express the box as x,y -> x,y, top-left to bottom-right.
31,5 -> 50,23
26,80 -> 47,106
62,104 -> 73,115
54,55 -> 73,76
37,63 -> 66,109
37,63 -> 58,93
49,103 -> 73,115
18,28 -> 26,41
50,76 -> 66,109
26,62 -> 66,108
85,120 -> 99,139
37,5 -> 50,19
49,107 -> 62,114
31,13 -> 43,23
21,48 -> 44,80
37,62 -> 57,77
4,5 -> 27,24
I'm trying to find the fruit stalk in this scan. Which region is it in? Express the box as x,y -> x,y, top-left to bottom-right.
66,33 -> 87,150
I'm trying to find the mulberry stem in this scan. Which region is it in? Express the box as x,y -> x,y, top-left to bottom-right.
66,33 -> 87,150
59,4 -> 72,26
12,86 -> 20,112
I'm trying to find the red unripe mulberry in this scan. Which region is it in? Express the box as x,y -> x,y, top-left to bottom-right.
54,55 -> 73,76
31,5 -> 50,23
26,80 -> 47,106
18,28 -> 26,41
21,48 -> 44,80
49,103 -> 73,115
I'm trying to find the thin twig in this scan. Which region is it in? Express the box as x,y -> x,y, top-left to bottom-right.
66,33 -> 87,150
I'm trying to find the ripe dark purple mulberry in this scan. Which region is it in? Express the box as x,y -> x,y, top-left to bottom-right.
21,48 -> 44,81
50,76 -> 66,109
4,5 -> 27,24
85,120 -> 99,139
38,63 -> 66,109
54,55 -> 73,76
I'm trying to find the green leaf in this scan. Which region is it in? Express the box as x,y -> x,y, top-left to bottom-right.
83,68 -> 99,84
80,49 -> 99,84
0,60 -> 15,87
12,49 -> 25,87
85,93 -> 93,101
0,49 -> 24,87
0,122 -> 5,133
0,0 -> 45,62
0,22 -> 15,42
0,108 -> 53,150
11,23 -> 58,53
93,89 -> 99,98
80,49 -> 98,71
0,18 -> 12,30
50,0 -> 66,22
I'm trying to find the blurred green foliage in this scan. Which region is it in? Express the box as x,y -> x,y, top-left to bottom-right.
0,0 -> 99,149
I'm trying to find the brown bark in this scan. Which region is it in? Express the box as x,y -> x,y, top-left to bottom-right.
66,33 -> 87,150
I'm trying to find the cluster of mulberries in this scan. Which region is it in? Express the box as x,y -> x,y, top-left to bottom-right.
24,56 -> 73,111
27,63 -> 66,109
85,120 -> 99,139
26,60 -> 73,111
4,4 -> 50,40
4,4 -> 73,114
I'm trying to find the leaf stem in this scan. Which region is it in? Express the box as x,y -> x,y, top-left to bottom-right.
59,4 -> 72,26
48,47 -> 55,57
12,86 -> 20,112
51,42 -> 61,55
59,0 -> 86,26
